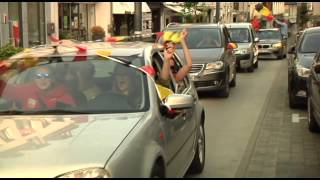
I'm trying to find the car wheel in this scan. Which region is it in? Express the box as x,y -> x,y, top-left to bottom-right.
220,73 -> 230,98
150,163 -> 165,178
254,59 -> 258,69
230,68 -> 236,87
188,123 -> 205,174
308,97 -> 320,133
247,65 -> 254,72
289,87 -> 298,108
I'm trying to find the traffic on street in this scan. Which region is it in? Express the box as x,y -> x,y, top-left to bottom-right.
0,2 -> 320,178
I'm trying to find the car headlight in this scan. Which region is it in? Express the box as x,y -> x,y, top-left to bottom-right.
296,64 -> 311,78
57,167 -> 111,178
272,42 -> 282,48
205,61 -> 224,70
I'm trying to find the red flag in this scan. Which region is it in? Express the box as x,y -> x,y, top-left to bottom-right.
140,65 -> 156,76
50,35 -> 60,43
266,14 -> 274,22
251,18 -> 261,30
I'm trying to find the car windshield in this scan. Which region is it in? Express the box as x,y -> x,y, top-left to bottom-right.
257,30 -> 282,40
299,32 -> 320,53
228,28 -> 251,43
0,55 -> 149,115
159,28 -> 222,49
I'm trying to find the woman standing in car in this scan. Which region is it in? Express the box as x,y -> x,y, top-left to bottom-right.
159,28 -> 193,84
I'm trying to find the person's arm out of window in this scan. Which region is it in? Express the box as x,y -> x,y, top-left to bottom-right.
175,28 -> 192,82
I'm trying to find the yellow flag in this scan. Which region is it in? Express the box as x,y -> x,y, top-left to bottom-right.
259,6 -> 271,17
163,31 -> 183,43
156,84 -> 174,100
96,50 -> 112,58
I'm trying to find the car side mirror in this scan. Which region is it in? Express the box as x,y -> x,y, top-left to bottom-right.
227,42 -> 238,49
164,94 -> 194,110
254,37 -> 259,43
288,46 -> 296,54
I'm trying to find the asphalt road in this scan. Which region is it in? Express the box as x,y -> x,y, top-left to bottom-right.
186,58 -> 287,178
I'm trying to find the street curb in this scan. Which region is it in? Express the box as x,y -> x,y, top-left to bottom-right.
235,60 -> 285,177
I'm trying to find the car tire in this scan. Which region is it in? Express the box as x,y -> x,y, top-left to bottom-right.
188,123 -> 205,174
254,59 -> 258,69
289,87 -> 298,109
150,163 -> 165,178
220,73 -> 230,98
230,68 -> 236,87
247,65 -> 254,72
308,97 -> 320,133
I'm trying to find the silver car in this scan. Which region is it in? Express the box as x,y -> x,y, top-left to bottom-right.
226,23 -> 259,72
0,41 -> 205,177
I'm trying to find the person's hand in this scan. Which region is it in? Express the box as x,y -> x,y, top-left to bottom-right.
164,49 -> 173,61
181,28 -> 188,40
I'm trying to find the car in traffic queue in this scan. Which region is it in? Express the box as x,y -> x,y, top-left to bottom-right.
226,23 -> 259,72
257,28 -> 287,60
307,51 -> 320,132
0,41 -> 206,178
160,23 -> 237,98
288,27 -> 320,108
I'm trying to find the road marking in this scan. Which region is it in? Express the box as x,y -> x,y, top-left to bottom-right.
292,113 -> 308,123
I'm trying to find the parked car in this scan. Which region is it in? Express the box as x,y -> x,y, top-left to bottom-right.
288,27 -> 320,108
307,51 -> 320,132
0,41 -> 205,178
160,23 -> 237,97
226,23 -> 259,72
257,28 -> 287,59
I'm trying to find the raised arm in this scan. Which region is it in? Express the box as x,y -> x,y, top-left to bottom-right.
175,28 -> 193,82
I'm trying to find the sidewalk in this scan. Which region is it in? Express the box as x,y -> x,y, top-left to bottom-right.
236,60 -> 320,178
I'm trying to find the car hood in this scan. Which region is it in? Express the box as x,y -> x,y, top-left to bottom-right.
298,53 -> 316,69
235,43 -> 252,50
0,112 -> 145,177
176,48 -> 224,63
258,39 -> 281,44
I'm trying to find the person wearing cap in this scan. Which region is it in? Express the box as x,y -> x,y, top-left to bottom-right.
159,28 -> 192,86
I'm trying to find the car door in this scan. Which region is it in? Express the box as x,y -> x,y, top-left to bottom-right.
310,53 -> 320,120
223,27 -> 236,82
154,52 -> 197,176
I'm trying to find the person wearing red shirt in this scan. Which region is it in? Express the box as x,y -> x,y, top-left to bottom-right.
0,65 -> 76,110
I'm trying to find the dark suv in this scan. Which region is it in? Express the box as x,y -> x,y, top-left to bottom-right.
161,23 -> 237,97
288,27 -> 320,108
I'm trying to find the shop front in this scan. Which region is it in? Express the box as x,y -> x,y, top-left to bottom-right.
58,2 -> 95,41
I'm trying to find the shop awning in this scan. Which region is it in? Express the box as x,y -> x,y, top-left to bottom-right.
112,2 -> 151,14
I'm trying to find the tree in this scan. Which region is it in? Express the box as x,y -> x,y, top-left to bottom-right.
179,2 -> 209,23
298,3 -> 310,28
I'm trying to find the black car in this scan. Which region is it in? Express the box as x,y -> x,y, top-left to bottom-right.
307,51 -> 320,132
288,27 -> 320,108
160,23 -> 237,98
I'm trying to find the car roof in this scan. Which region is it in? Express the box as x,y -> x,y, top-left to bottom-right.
258,28 -> 280,31
225,23 -> 252,28
303,27 -> 320,34
9,41 -> 154,60
166,23 -> 223,29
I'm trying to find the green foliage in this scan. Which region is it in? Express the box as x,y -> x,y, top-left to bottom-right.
179,2 -> 208,23
0,44 -> 23,60
299,3 -> 310,27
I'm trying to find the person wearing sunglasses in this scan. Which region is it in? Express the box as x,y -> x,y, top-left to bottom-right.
159,28 -> 192,86
0,65 -> 76,110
